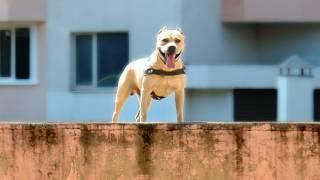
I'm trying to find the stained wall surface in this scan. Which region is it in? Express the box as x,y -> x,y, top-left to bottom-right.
0,123 -> 319,179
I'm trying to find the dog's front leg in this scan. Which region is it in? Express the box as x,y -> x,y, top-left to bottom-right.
175,89 -> 185,123
139,88 -> 152,123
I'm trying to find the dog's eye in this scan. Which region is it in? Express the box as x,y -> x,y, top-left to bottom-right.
162,38 -> 169,43
175,39 -> 181,43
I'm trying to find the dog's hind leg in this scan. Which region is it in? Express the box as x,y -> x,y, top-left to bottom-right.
135,110 -> 140,122
135,95 -> 142,122
112,68 -> 135,123
112,85 -> 131,123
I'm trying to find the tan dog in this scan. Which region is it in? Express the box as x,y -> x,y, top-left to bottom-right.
112,27 -> 186,123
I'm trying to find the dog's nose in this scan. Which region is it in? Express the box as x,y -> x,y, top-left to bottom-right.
168,46 -> 176,54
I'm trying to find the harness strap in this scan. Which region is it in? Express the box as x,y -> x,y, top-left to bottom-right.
150,91 -> 165,100
144,66 -> 186,76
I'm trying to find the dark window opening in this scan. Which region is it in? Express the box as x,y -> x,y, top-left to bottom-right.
74,32 -> 129,88
0,30 -> 11,77
97,33 -> 128,87
15,28 -> 30,79
75,35 -> 93,85
314,90 -> 320,121
234,89 -> 277,121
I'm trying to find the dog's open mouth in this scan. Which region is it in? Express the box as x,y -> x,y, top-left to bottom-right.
159,50 -> 181,69
166,54 -> 176,68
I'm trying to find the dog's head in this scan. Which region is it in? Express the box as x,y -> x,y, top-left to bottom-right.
156,27 -> 185,69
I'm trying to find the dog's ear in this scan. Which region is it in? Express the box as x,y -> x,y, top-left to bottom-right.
176,27 -> 184,34
158,26 -> 167,34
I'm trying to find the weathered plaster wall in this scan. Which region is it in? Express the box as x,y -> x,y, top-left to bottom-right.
0,123 -> 319,179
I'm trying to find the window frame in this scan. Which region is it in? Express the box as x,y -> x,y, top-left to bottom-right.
71,32 -> 129,93
0,24 -> 38,85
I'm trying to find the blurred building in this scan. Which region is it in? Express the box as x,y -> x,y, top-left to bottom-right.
0,0 -> 320,122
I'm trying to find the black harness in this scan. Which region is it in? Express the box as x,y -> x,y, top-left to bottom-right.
144,66 -> 186,76
144,66 -> 186,100
150,91 -> 165,100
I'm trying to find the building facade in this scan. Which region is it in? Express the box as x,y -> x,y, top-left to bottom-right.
0,0 -> 320,122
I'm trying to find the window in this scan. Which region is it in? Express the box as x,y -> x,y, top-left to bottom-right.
15,28 -> 30,79
0,30 -> 11,77
0,28 -> 31,82
75,35 -> 92,86
234,89 -> 277,121
73,32 -> 128,90
314,90 -> 320,121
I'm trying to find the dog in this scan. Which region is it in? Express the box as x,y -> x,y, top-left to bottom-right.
112,27 -> 186,123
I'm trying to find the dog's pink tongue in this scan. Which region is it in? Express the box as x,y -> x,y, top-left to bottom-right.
167,55 -> 175,68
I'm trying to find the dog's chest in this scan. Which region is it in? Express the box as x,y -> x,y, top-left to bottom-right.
150,76 -> 183,96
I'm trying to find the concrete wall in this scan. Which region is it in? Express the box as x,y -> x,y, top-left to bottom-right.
182,0 -> 257,65
278,77 -> 314,121
187,65 -> 279,88
186,89 -> 233,121
0,23 -> 46,121
257,24 -> 320,65
0,123 -> 319,179
0,0 -> 45,21
223,0 -> 320,22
